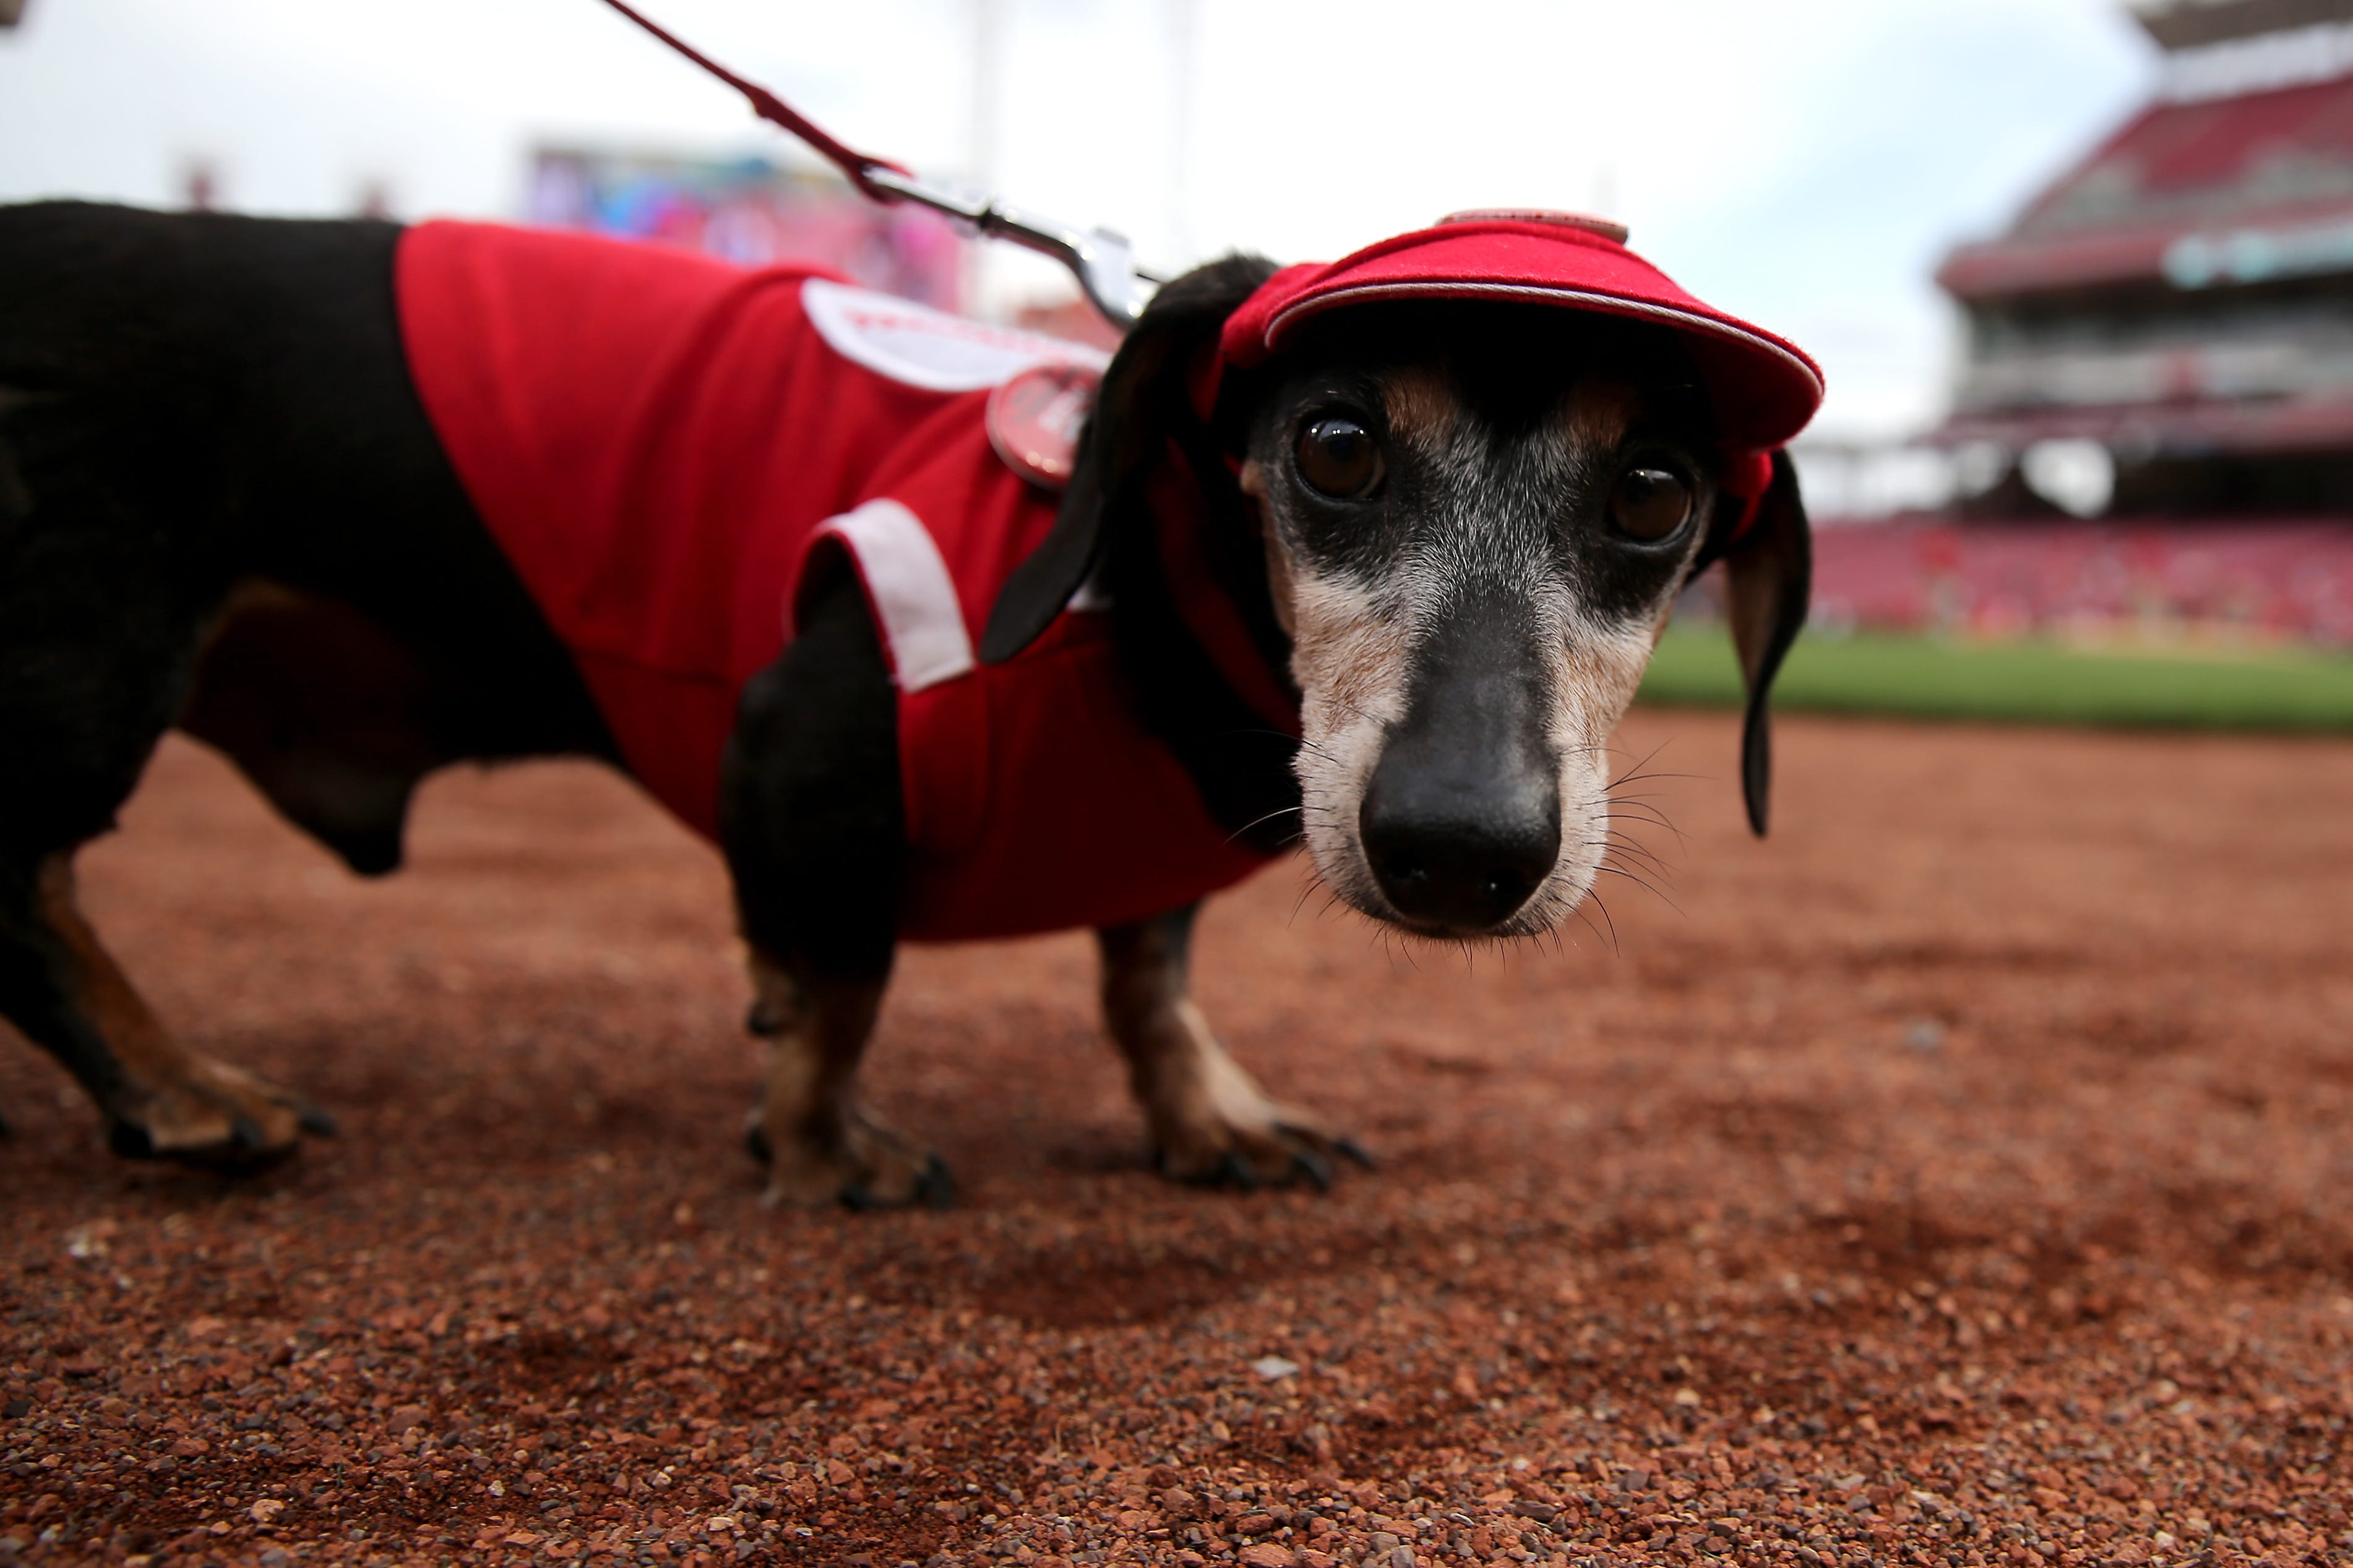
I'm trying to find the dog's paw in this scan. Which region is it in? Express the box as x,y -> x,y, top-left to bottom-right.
747,1103 -> 953,1211
106,1055 -> 332,1173
1155,1103 -> 1370,1192
1145,1039 -> 1369,1192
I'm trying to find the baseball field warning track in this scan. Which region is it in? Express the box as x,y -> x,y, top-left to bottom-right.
4,711 -> 2351,1566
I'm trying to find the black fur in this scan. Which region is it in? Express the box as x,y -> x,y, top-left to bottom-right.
0,203 -> 617,858
719,565 -> 903,984
1726,450 -> 1812,836
982,254 -> 1302,854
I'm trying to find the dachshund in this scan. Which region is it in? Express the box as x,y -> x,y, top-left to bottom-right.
0,200 -> 1816,1205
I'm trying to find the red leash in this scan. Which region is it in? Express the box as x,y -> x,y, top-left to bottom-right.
596,0 -> 907,203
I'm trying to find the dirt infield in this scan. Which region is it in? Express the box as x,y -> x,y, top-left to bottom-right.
5,711 -> 2352,1568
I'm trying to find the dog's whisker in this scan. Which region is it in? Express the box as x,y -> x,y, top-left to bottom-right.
1604,738 -> 1677,794
1594,862 -> 1683,916
1598,832 -> 1673,873
1224,804 -> 1305,846
1604,769 -> 1708,792
1592,834 -> 1675,879
1590,889 -> 1625,955
1605,800 -> 1688,845
1223,726 -> 1340,765
1286,873 -> 1328,929
1570,896 -> 1615,955
1593,820 -> 1674,855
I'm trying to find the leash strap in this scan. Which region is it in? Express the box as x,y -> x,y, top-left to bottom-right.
591,0 -> 1156,327
596,0 -> 907,203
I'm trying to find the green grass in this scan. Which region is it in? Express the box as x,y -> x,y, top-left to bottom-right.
1636,625 -> 2353,732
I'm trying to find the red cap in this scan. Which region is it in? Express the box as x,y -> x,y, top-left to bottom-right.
1214,211 -> 1823,451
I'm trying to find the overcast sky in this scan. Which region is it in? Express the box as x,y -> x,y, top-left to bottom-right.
0,0 -> 2157,438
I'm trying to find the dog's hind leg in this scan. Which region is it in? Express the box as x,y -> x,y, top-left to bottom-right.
1097,903 -> 1367,1190
0,370 -> 329,1167
722,569 -> 945,1209
0,676 -> 325,1167
0,851 -> 329,1167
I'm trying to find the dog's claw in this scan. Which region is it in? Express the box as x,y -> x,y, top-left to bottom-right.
108,1120 -> 157,1160
916,1155 -> 956,1210
107,1115 -> 299,1175
754,1101 -> 946,1210
98,1055 -> 320,1173
1153,1125 -> 1362,1193
832,1156 -> 951,1212
298,1105 -> 340,1138
1334,1136 -> 1376,1169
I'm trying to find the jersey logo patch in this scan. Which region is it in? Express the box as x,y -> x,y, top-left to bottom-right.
801,278 -> 1110,393
986,361 -> 1099,491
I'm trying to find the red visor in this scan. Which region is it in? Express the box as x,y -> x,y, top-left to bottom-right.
1215,211 -> 1823,452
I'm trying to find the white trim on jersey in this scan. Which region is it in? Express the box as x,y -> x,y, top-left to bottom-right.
813,499 -> 976,693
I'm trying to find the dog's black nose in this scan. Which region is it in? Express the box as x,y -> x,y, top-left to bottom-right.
1355,593 -> 1563,934
1360,772 -> 1562,932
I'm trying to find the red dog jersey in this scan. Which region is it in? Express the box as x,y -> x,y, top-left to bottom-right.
395,221 -> 1278,942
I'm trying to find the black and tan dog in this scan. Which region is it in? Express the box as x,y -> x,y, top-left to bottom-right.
0,200 -> 1813,1205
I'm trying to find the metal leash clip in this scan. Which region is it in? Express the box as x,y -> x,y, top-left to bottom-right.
860,168 -> 1160,330
596,0 -> 1162,330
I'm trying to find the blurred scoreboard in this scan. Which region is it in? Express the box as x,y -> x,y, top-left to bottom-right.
526,146 -> 965,312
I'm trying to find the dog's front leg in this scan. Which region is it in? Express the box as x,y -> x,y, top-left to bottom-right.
1098,903 -> 1367,1189
723,568 -> 947,1210
741,949 -> 946,1209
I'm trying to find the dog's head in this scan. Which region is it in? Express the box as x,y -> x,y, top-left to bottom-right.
984,219 -> 1818,941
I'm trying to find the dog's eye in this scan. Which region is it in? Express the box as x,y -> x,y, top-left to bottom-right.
1296,418 -> 1383,499
1609,466 -> 1692,542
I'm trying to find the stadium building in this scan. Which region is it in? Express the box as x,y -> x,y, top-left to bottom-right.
1937,0 -> 2353,515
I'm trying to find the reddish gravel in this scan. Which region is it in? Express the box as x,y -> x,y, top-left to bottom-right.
5,711 -> 2353,1568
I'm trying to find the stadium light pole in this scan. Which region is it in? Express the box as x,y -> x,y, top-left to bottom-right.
1166,0 -> 1196,267
971,0 -> 1004,192
965,0 -> 1006,315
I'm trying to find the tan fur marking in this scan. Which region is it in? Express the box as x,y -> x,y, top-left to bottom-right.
1284,567 -> 1416,910
1096,916 -> 1347,1185
1559,378 -> 1639,455
39,856 -> 173,1080
744,949 -> 933,1207
1239,460 -> 1297,639
1380,367 -> 1460,452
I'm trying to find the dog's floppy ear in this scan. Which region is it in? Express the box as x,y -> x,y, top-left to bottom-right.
979,254 -> 1280,663
1721,449 -> 1810,837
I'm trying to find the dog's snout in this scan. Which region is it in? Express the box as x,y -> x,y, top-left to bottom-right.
1356,609 -> 1561,935
1360,773 -> 1560,932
